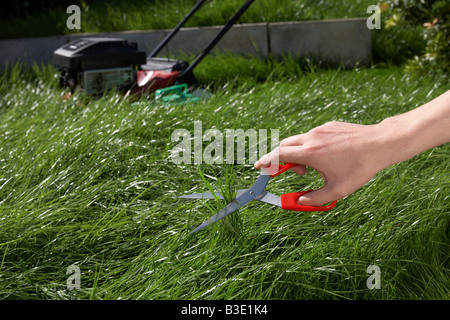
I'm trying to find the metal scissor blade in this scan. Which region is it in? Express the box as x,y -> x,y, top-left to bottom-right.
254,191 -> 281,207
189,201 -> 240,234
189,174 -> 270,234
178,189 -> 251,200
178,192 -> 225,200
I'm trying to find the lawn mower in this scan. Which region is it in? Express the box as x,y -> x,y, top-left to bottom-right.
53,0 -> 254,97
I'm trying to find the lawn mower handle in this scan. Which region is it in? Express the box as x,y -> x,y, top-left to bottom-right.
179,0 -> 255,78
148,0 -> 208,59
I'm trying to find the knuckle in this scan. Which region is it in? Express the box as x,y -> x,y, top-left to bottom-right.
307,126 -> 321,135
307,126 -> 327,138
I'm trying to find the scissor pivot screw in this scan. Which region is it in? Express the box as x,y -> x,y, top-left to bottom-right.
249,191 -> 254,196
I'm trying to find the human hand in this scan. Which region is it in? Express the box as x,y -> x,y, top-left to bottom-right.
254,121 -> 390,206
254,90 -> 450,206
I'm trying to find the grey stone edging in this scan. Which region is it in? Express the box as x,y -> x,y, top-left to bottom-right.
0,18 -> 371,69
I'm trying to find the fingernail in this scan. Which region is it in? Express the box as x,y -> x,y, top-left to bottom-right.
297,196 -> 311,205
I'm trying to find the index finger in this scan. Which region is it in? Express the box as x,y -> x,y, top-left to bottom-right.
254,146 -> 311,169
279,133 -> 307,147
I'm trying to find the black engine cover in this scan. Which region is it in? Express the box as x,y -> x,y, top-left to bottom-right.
54,37 -> 146,71
53,37 -> 146,91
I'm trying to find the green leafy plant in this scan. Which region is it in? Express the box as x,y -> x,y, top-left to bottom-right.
382,0 -> 450,74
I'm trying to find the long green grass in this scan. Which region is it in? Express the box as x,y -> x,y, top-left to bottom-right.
0,55 -> 449,299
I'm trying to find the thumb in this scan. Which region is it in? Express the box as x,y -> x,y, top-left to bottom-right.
297,184 -> 339,207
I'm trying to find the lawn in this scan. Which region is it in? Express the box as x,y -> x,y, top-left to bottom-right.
0,55 -> 448,299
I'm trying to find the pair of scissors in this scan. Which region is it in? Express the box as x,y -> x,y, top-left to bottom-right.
178,163 -> 337,234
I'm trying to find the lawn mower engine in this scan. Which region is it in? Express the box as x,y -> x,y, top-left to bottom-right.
53,0 -> 254,97
54,38 -> 145,95
53,37 -> 191,96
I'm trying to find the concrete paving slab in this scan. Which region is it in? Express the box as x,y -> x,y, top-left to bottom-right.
269,18 -> 371,66
0,35 -> 68,68
0,19 -> 371,69
166,23 -> 268,58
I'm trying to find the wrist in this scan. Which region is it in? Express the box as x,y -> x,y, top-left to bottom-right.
376,114 -> 427,168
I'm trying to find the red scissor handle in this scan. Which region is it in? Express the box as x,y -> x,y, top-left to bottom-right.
270,163 -> 298,177
269,163 -> 337,211
280,190 -> 337,211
